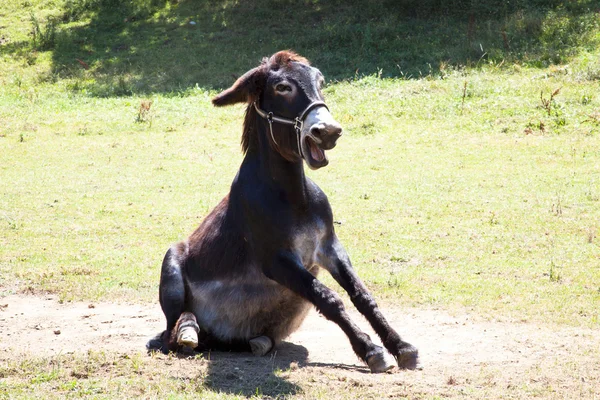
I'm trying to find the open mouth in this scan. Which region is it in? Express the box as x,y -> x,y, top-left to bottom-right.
301,136 -> 329,170
308,137 -> 325,162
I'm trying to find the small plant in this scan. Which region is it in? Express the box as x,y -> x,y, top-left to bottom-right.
488,211 -> 499,225
581,94 -> 592,105
584,111 -> 600,126
585,180 -> 598,202
587,228 -> 596,244
551,191 -> 563,216
129,353 -> 143,375
524,120 -> 546,135
548,260 -> 561,283
540,88 -> 561,116
387,272 -> 401,289
460,80 -> 468,115
30,13 -> 56,51
357,122 -> 378,135
136,100 -> 154,125
12,75 -> 22,88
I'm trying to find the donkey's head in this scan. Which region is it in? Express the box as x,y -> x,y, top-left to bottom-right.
212,51 -> 342,170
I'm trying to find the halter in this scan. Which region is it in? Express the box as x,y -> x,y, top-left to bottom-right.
253,100 -> 329,154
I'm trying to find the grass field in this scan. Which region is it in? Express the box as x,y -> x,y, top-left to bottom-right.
1,0 -> 600,398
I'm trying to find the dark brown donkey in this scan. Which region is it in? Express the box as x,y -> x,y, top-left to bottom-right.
147,51 -> 418,372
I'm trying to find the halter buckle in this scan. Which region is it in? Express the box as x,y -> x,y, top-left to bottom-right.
293,118 -> 303,133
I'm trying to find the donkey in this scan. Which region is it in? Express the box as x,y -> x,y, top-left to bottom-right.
147,51 -> 418,372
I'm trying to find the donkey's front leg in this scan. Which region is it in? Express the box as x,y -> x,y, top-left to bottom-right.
320,236 -> 419,369
265,251 -> 396,373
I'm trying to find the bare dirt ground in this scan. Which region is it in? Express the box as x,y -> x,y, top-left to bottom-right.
1,294 -> 599,399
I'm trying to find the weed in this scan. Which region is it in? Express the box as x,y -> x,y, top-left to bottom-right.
12,75 -> 23,88
61,267 -> 96,276
356,122 -> 378,136
584,111 -> 600,126
581,94 -> 593,105
580,65 -> 600,81
488,211 -> 499,225
25,51 -> 38,66
525,120 -> 546,135
552,191 -> 564,216
30,13 -> 56,51
129,353 -> 143,374
460,80 -> 468,115
2,215 -> 19,230
540,88 -> 561,116
585,180 -> 599,202
387,272 -> 402,289
136,100 -> 154,125
548,260 -> 562,283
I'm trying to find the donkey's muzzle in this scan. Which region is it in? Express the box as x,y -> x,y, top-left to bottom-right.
309,121 -> 343,150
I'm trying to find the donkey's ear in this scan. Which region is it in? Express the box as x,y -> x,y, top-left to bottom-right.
212,67 -> 262,107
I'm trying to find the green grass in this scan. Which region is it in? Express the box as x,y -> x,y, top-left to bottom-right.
3,62 -> 599,325
0,351 -> 296,399
1,0 -> 600,320
1,0 -> 600,397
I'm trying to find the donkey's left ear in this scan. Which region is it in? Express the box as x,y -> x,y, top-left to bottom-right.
212,67 -> 262,107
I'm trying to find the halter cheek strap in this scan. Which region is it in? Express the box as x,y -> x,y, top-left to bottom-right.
253,101 -> 329,153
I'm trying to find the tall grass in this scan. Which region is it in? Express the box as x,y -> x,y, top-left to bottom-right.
29,13 -> 56,51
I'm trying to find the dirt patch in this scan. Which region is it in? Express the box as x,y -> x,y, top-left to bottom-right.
1,294 -> 599,398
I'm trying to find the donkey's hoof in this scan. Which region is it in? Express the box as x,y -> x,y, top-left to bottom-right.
395,344 -> 419,370
366,348 -> 396,373
249,336 -> 273,356
177,326 -> 199,348
146,332 -> 167,354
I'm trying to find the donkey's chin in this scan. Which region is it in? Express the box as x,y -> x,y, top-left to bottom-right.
302,136 -> 329,170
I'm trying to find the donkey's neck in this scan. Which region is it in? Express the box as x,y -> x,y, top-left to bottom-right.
244,118 -> 309,208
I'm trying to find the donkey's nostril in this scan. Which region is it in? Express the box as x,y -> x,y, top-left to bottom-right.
310,126 -> 323,138
310,123 -> 342,139
329,124 -> 343,137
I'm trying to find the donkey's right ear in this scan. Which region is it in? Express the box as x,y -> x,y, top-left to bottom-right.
212,67 -> 262,107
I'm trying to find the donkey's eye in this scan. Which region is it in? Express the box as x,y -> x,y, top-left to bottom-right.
275,83 -> 292,93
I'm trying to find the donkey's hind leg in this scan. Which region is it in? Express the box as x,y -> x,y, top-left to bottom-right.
147,244 -> 189,353
249,336 -> 273,356
173,312 -> 200,349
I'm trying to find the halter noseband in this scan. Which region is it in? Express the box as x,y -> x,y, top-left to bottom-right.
253,101 -> 329,153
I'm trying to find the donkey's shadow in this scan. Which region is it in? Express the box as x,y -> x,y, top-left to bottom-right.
197,341 -> 368,397
199,341 -> 306,397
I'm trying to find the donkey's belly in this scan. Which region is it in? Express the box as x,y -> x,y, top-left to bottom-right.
189,276 -> 313,343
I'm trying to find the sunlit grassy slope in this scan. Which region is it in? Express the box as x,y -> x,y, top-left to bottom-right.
1,0 -> 599,327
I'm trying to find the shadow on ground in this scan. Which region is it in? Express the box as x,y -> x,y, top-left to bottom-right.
202,342 -> 307,397
4,0 -> 598,96
198,341 -> 371,397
